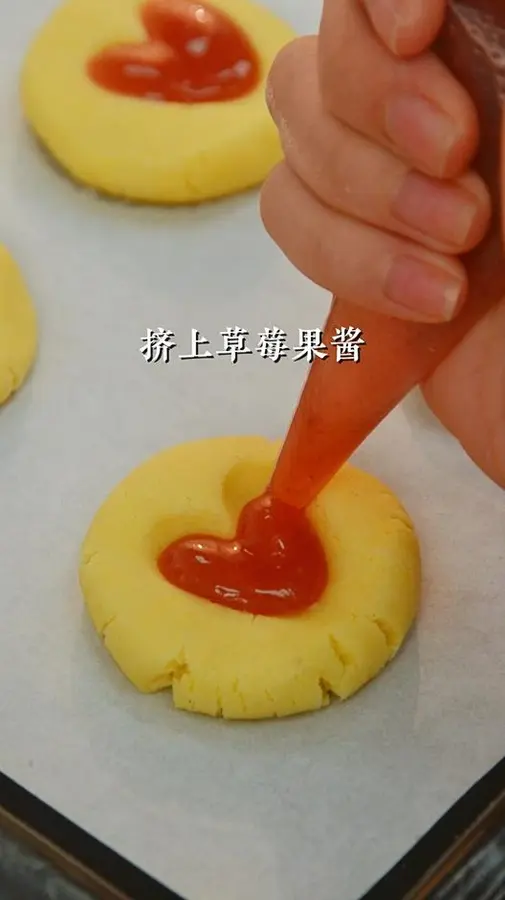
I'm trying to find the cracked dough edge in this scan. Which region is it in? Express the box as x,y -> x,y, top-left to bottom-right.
0,246 -> 37,406
80,435 -> 421,719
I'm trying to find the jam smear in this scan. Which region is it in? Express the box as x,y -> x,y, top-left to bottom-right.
88,0 -> 260,103
158,492 -> 328,617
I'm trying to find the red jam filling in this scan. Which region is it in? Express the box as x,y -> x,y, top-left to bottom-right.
88,0 -> 260,103
158,492 -> 328,617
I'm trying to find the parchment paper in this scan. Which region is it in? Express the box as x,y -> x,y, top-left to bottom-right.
1,2 -> 505,900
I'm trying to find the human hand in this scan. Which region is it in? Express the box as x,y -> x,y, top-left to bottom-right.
261,0 -> 505,488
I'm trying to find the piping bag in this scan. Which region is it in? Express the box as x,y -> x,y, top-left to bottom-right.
270,0 -> 505,510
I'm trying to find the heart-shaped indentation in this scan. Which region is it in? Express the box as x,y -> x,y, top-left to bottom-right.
158,492 -> 329,617
88,0 -> 260,103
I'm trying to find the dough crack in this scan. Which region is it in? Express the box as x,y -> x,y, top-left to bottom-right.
167,654 -> 189,684
10,366 -> 20,390
231,679 -> 248,713
318,677 -> 333,702
100,614 -> 117,637
367,616 -> 397,655
328,634 -> 353,700
6,366 -> 18,390
388,514 -> 415,533
328,634 -> 352,670
0,366 -> 17,403
81,550 -> 99,567
149,653 -> 190,691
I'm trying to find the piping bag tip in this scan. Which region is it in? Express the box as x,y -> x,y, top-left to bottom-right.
270,0 -> 505,510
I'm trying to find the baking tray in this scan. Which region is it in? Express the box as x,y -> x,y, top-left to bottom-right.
2,2 -> 505,900
4,755 -> 505,900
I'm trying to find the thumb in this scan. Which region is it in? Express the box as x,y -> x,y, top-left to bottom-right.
361,0 -> 447,57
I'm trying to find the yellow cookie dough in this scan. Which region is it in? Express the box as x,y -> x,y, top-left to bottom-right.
21,0 -> 295,203
0,246 -> 37,406
80,436 -> 421,720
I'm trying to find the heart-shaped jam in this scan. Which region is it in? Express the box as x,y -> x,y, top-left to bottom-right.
158,492 -> 328,616
88,0 -> 260,103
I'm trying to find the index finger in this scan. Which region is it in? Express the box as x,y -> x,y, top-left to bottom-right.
318,0 -> 479,179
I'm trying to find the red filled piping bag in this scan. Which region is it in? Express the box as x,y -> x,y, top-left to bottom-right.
159,0 -> 505,616
270,0 -> 505,510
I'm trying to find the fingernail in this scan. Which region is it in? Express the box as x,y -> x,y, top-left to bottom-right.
385,95 -> 463,174
393,171 -> 480,247
363,0 -> 417,49
384,255 -> 465,320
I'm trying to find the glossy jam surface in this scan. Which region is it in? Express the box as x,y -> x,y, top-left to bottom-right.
158,492 -> 328,616
88,0 -> 260,103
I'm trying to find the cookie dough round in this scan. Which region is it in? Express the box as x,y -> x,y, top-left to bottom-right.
0,246 -> 37,406
21,0 -> 295,203
80,436 -> 421,719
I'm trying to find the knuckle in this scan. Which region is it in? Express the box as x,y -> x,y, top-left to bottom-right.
266,36 -> 315,110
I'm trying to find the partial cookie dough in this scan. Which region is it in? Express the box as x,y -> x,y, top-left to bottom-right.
21,0 -> 295,203
0,246 -> 37,405
80,436 -> 421,719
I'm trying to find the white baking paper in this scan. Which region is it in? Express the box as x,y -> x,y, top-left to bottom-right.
1,2 -> 505,900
